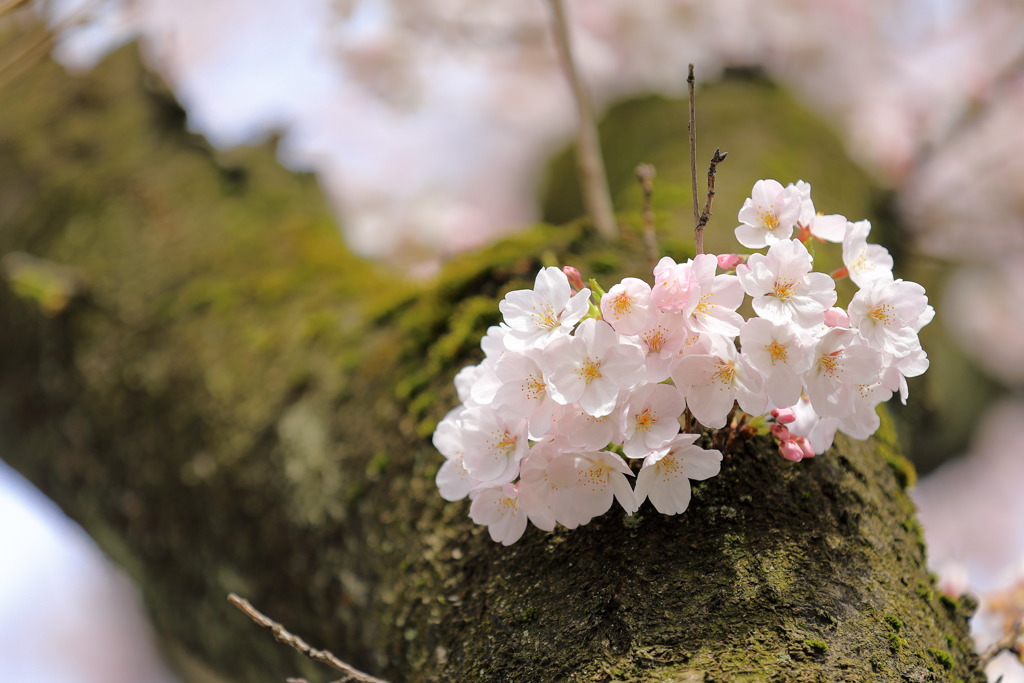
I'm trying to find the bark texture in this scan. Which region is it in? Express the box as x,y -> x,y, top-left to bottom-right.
0,34 -> 984,683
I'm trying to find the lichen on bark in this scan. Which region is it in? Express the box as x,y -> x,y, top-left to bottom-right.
0,30 -> 984,683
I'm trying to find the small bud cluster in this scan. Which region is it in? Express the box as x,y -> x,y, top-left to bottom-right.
434,179 -> 933,544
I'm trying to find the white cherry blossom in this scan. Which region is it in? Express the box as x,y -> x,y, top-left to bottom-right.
735,179 -> 802,248
628,310 -> 689,383
544,318 -> 645,417
848,278 -> 930,357
460,406 -> 528,484
803,328 -> 883,418
739,317 -> 814,409
634,434 -> 722,515
600,277 -> 657,335
433,407 -> 476,502
570,450 -> 639,521
672,338 -> 766,429
517,440 -> 581,531
841,220 -> 894,288
491,350 -> 557,438
791,180 -> 847,242
469,484 -> 529,546
687,254 -> 745,338
621,383 -> 687,459
499,266 -> 591,351
555,402 -> 624,451
736,239 -> 836,328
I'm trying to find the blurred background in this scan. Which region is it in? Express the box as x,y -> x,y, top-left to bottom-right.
1,0 -> 1023,680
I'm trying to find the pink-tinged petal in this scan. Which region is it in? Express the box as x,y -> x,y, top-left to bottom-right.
811,214 -> 847,242
678,447 -> 722,481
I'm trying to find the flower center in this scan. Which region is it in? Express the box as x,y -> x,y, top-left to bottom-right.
772,277 -> 797,301
522,374 -> 546,400
713,361 -> 736,386
531,303 -> 560,330
692,292 -> 714,318
658,454 -> 680,480
635,408 -> 658,432
578,356 -> 603,384
766,340 -> 788,364
642,327 -> 667,353
610,291 -> 633,317
868,303 -> 894,325
817,351 -> 842,378
757,206 -> 779,229
491,430 -> 518,455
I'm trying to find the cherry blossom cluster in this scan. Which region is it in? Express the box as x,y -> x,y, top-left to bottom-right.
433,179 -> 933,544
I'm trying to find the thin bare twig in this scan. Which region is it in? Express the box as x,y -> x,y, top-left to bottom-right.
687,64 -> 700,242
694,148 -> 728,254
0,0 -> 31,15
227,593 -> 390,683
635,163 -> 658,265
547,0 -> 617,240
979,620 -> 1023,671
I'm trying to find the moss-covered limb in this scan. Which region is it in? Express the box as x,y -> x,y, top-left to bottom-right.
0,32 -> 983,683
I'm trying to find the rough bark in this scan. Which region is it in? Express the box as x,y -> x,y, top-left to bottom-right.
0,35 -> 984,683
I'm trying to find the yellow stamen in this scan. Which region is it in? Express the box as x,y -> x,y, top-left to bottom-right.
713,361 -> 736,387
868,303 -> 894,325
693,292 -> 714,318
817,352 -> 840,378
531,303 -> 560,330
522,374 -> 546,400
610,291 -> 632,317
772,277 -> 797,301
757,206 -> 779,229
766,340 -> 788,365
577,356 -> 603,384
642,327 -> 667,353
635,408 -> 658,432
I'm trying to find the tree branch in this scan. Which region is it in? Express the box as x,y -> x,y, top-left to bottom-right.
687,63 -> 700,250
547,0 -> 618,240
635,163 -> 658,265
228,594 -> 390,683
694,147 -> 727,252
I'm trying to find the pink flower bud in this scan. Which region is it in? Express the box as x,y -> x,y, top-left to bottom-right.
770,407 -> 796,424
797,437 -> 816,460
823,307 -> 850,328
770,423 -> 792,441
717,253 -> 743,270
562,266 -> 585,292
779,440 -> 805,462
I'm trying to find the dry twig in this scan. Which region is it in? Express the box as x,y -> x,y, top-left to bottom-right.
687,64 -> 700,237
227,593 -> 389,683
547,0 -> 617,240
635,163 -> 658,265
694,148 -> 727,254
979,620 -> 1023,672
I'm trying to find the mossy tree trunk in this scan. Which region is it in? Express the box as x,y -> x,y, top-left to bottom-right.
0,34 -> 984,682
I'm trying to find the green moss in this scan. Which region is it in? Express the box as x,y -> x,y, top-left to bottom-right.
885,633 -> 906,652
926,648 -> 954,670
939,594 -> 959,611
803,640 -> 829,655
916,581 -> 934,602
883,614 -> 903,632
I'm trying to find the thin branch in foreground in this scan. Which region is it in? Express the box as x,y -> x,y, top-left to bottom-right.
547,0 -> 618,240
227,593 -> 390,683
978,620 -> 1023,671
694,147 -> 728,255
634,163 -> 658,265
687,64 -> 700,238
